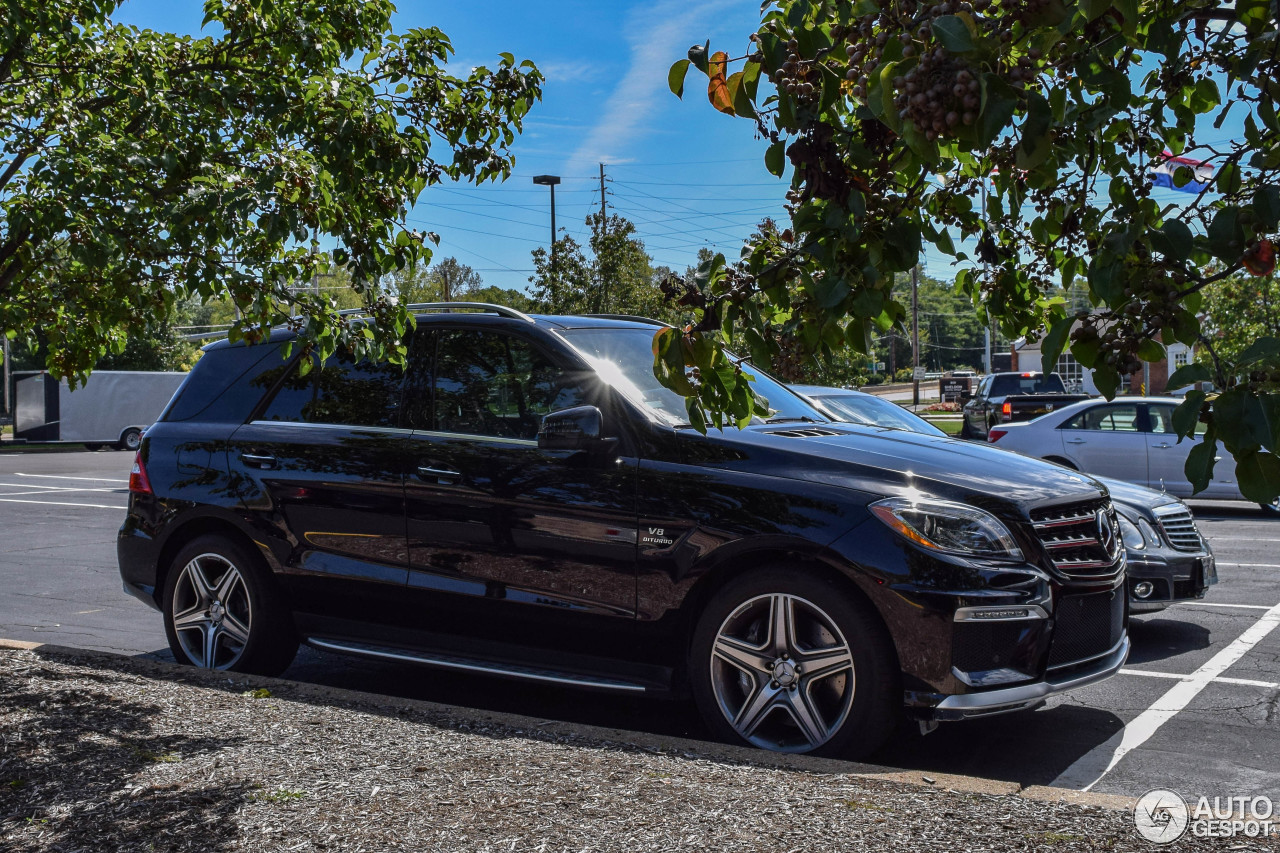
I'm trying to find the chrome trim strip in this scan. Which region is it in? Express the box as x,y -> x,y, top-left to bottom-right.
248,421 -> 415,435
1033,514 -> 1097,529
412,430 -> 538,447
306,638 -> 648,693
953,604 -> 1050,623
1044,537 -> 1101,549
933,635 -> 1129,714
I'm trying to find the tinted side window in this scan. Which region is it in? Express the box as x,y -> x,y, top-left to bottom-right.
433,329 -> 589,440
261,347 -> 404,428
164,342 -> 285,423
1061,404 -> 1140,432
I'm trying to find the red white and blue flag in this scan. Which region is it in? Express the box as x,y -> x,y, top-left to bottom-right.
1151,151 -> 1214,193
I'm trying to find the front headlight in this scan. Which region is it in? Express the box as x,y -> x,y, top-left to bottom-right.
1118,515 -> 1146,551
1138,518 -> 1162,548
870,497 -> 1024,561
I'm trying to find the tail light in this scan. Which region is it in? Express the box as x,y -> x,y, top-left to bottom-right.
1001,401 -> 1012,420
989,428 -> 1009,442
129,452 -> 153,495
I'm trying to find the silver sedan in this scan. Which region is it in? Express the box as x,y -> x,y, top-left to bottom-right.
988,396 -> 1279,515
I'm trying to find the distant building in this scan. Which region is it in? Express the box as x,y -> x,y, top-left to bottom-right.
1010,322 -> 1194,395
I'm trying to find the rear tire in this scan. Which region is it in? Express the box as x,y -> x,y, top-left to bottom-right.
1260,499 -> 1280,517
116,427 -> 143,452
958,418 -> 976,440
162,534 -> 298,676
688,566 -> 899,759
1043,456 -> 1078,470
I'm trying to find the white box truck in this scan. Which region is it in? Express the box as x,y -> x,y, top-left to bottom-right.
10,370 -> 187,450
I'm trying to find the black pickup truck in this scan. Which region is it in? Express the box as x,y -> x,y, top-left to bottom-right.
960,372 -> 1091,440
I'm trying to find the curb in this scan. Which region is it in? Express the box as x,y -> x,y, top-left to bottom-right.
0,637 -> 1136,812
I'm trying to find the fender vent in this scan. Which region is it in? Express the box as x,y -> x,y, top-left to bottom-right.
766,427 -> 846,438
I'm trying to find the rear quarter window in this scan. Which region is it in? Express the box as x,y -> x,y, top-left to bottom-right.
163,342 -> 288,423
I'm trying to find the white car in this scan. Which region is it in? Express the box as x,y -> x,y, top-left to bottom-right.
989,396 -> 1279,516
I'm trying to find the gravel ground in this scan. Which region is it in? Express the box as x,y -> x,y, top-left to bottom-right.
1,646 -> 1275,853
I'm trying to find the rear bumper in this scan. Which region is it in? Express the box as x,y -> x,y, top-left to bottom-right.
925,635 -> 1129,720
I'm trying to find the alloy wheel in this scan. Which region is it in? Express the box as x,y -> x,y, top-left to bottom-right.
709,593 -> 856,753
170,553 -> 252,669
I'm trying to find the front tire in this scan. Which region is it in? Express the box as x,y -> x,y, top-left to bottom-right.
689,567 -> 899,758
1261,498 -> 1280,517
162,534 -> 298,676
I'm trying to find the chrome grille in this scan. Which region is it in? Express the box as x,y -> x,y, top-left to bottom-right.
1154,504 -> 1204,552
1030,498 -> 1123,581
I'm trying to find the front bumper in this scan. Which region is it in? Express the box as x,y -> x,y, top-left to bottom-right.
926,635 -> 1130,720
1126,550 -> 1217,613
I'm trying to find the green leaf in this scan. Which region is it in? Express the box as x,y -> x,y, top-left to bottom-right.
1172,391 -> 1206,440
1040,316 -> 1074,376
668,59 -> 690,98
765,141 -> 786,177
1137,338 -> 1166,362
978,74 -> 1019,147
1254,185 -> 1280,232
1207,207 -> 1245,262
1184,430 -> 1219,494
727,71 -> 756,118
1236,336 -> 1280,368
1092,364 -> 1120,399
931,15 -> 976,53
1167,362 -> 1211,389
1235,450 -> 1280,504
1151,219 -> 1194,262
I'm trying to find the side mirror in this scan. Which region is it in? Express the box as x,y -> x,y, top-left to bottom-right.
538,406 -> 605,452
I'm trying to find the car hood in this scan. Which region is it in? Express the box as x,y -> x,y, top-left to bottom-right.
691,422 -> 1107,517
1094,475 -> 1181,516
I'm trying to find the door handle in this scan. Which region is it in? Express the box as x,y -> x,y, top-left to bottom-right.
417,466 -> 462,484
1066,438 -> 1086,444
1152,443 -> 1173,449
241,453 -> 277,469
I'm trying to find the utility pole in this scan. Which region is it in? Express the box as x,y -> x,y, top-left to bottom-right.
2,335 -> 9,422
911,265 -> 920,407
533,175 -> 560,285
599,163 -> 608,220
441,265 -> 452,303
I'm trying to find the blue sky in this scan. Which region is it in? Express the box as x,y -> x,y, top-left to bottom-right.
114,0 -> 802,293
112,2 -> 1240,297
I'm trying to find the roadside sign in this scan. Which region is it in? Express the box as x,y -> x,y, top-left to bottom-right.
940,376 -> 972,402
912,366 -> 927,381
874,362 -> 885,371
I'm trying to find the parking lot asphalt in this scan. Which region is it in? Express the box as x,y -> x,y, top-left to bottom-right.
1,448 -> 1277,803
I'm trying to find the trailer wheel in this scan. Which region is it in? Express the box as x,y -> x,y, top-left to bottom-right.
116,428 -> 143,452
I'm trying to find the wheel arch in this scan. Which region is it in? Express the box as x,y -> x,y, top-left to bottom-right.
152,512 -> 280,608
675,542 -> 903,679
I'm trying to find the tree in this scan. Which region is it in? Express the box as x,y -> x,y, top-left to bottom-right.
529,212 -> 677,320
388,257 -> 485,304
1,0 -> 541,381
1200,272 -> 1280,366
665,0 -> 1280,501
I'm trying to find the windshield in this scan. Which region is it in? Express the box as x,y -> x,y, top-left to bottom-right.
811,393 -> 945,436
990,374 -> 1066,396
559,327 -> 826,427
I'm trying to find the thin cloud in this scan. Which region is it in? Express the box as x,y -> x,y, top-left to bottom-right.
568,0 -> 737,168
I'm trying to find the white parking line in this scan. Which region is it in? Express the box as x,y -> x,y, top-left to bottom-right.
1052,601 -> 1280,791
13,473 -> 129,484
1121,668 -> 1280,690
0,482 -> 122,493
0,498 -> 125,510
1217,563 -> 1280,569
0,488 -> 122,497
1177,602 -> 1274,611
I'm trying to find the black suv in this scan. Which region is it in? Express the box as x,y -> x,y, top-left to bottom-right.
119,304 -> 1129,758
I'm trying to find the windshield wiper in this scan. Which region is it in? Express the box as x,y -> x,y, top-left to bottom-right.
764,416 -> 821,424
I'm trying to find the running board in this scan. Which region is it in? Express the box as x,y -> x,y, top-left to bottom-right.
306,637 -> 649,693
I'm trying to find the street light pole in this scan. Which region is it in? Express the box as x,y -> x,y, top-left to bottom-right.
912,264 -> 920,407
533,175 -> 561,281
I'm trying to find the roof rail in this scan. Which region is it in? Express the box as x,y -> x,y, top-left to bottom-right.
334,302 -> 536,323
403,302 -> 535,323
581,314 -> 673,328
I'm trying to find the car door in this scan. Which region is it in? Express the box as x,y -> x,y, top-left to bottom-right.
1145,403 -> 1241,497
1056,402 -> 1147,483
226,344 -> 413,637
399,324 -> 641,666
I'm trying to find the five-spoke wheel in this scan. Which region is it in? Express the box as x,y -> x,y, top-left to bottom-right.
690,567 -> 898,758
162,534 -> 298,676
